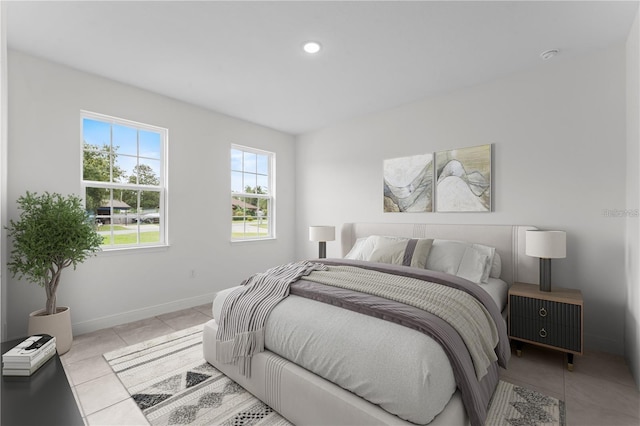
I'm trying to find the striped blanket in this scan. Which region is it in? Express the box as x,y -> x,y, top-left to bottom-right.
215,261 -> 327,376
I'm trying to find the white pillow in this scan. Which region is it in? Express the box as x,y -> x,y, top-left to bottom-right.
425,239 -> 499,283
471,243 -> 496,284
425,240 -> 469,275
456,247 -> 489,284
344,237 -> 374,260
368,235 -> 409,246
344,235 -> 407,260
490,252 -> 502,278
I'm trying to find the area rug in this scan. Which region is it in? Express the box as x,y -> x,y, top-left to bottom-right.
104,324 -> 291,425
486,381 -> 565,426
105,324 -> 565,426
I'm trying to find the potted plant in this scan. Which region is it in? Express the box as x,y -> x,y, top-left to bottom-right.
6,191 -> 103,354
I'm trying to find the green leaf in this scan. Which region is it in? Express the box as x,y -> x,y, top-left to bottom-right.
6,191 -> 102,314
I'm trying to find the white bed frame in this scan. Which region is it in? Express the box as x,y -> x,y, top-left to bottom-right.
203,223 -> 539,425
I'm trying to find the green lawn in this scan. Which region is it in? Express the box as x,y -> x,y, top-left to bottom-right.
98,225 -> 128,231
102,232 -> 160,245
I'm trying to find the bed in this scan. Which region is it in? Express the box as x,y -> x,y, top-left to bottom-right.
203,223 -> 539,425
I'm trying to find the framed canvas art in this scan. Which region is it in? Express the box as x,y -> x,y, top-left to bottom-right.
435,144 -> 492,212
383,153 -> 433,212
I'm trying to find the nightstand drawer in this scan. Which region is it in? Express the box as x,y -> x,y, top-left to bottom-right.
510,315 -> 581,351
509,295 -> 581,352
509,295 -> 579,322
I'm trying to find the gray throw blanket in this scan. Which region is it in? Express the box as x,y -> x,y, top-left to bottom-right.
304,265 -> 498,380
215,261 -> 327,376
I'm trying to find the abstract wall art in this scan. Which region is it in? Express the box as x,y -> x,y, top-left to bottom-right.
383,153 -> 433,212
435,144 -> 492,212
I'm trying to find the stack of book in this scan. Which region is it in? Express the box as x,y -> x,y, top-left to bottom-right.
2,334 -> 57,376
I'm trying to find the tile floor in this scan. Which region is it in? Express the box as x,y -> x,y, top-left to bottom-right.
61,304 -> 640,426
61,303 -> 214,426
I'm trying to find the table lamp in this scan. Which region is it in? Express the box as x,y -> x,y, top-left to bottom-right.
525,230 -> 566,292
309,226 -> 335,259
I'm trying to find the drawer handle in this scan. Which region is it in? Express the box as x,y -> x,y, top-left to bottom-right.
539,307 -> 547,317
539,328 -> 547,338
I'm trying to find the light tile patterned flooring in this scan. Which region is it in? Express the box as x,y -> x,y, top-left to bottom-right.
61,304 -> 640,425
61,304 -> 214,426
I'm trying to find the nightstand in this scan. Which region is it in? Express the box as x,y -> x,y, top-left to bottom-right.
508,282 -> 583,371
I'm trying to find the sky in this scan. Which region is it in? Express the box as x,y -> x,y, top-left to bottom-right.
82,117 -> 162,183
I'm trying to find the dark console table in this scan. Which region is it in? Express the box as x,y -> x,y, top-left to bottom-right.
1,338 -> 84,425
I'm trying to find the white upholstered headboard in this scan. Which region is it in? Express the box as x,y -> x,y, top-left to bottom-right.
340,223 -> 539,286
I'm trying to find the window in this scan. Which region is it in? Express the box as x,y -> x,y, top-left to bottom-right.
231,145 -> 275,240
81,111 -> 167,249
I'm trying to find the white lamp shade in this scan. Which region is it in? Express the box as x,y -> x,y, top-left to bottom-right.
526,230 -> 566,259
309,226 -> 335,242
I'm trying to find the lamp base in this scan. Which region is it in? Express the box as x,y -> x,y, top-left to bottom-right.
539,258 -> 551,292
318,241 -> 326,259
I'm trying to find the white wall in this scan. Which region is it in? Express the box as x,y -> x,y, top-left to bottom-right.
0,1 -> 7,343
625,9 -> 640,389
296,46 -> 628,355
5,50 -> 296,339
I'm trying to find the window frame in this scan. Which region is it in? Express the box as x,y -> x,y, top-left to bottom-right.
81,110 -> 169,250
231,144 -> 276,242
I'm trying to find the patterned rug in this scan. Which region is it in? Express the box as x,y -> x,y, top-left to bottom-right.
104,324 -> 291,426
486,381 -> 566,426
104,324 -> 565,426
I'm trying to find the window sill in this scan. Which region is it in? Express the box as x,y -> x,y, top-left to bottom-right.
97,244 -> 170,256
230,237 -> 277,244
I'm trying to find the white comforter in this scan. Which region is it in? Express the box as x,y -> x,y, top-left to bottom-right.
213,286 -> 457,424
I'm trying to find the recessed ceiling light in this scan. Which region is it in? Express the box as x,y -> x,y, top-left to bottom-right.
540,49 -> 559,60
303,41 -> 322,54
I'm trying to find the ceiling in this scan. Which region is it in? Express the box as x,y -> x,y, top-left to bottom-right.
6,1 -> 639,135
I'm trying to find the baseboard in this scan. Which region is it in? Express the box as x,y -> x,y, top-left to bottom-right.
71,292 -> 217,336
584,331 -> 624,356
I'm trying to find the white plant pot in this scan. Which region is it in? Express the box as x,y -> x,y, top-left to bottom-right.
27,306 -> 73,355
